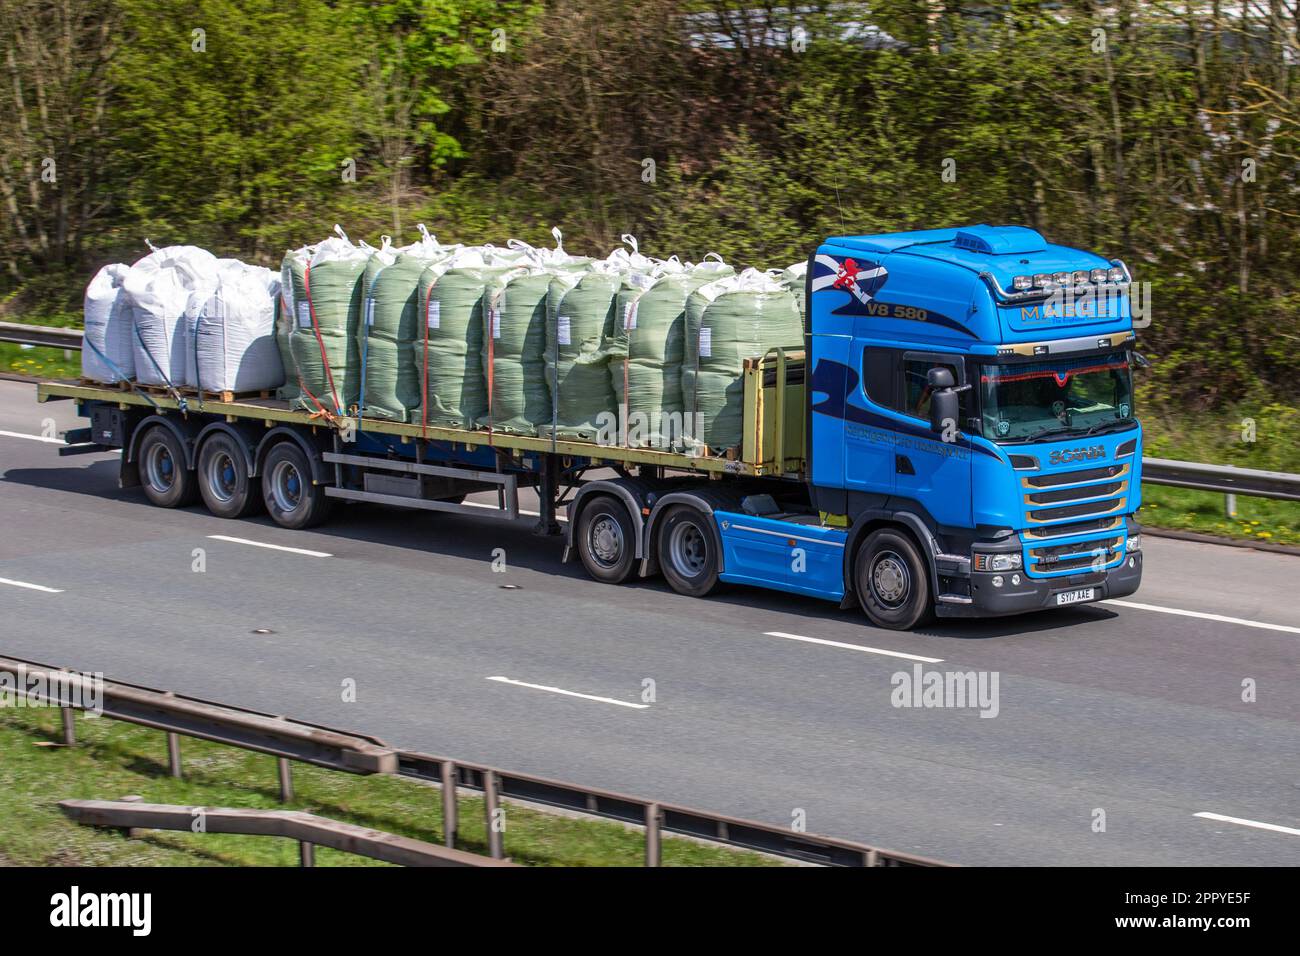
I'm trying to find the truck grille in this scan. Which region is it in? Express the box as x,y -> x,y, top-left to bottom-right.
1023,516 -> 1122,540
1023,463 -> 1129,524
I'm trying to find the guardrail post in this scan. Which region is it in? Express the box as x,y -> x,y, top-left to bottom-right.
60,706 -> 76,746
1225,493 -> 1237,518
644,803 -> 663,867
441,761 -> 458,849
299,841 -> 315,867
484,770 -> 503,859
277,758 -> 293,803
166,732 -> 182,778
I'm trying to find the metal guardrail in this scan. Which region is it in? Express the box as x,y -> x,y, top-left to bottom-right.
0,320 -> 82,350
0,655 -> 946,867
3,323 -> 1294,507
58,799 -> 516,867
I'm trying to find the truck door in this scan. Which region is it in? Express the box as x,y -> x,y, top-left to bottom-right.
842,346 -> 897,500
892,351 -> 973,529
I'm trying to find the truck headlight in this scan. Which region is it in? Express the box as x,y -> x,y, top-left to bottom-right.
1127,535 -> 1141,553
1013,274 -> 1032,291
974,552 -> 1022,572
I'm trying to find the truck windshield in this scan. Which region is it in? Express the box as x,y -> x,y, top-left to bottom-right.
980,351 -> 1134,442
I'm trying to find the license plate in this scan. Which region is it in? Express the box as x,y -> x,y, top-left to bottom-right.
1055,588 -> 1096,606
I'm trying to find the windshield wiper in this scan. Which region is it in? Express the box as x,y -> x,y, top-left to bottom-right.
1078,418 -> 1133,439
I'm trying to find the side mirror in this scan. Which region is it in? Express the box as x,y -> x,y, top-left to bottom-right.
930,389 -> 959,436
1131,351 -> 1151,369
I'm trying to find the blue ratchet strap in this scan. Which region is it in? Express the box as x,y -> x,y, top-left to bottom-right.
133,320 -> 188,414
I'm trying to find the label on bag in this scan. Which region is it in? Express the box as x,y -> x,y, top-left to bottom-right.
365,299 -> 376,327
491,309 -> 501,339
624,302 -> 637,331
558,315 -> 571,345
698,327 -> 712,358
426,300 -> 440,330
296,301 -> 311,329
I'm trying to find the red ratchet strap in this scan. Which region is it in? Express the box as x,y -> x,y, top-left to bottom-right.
421,280 -> 431,441
302,262 -> 343,415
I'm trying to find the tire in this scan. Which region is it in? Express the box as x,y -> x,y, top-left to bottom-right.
575,494 -> 638,584
197,433 -> 262,519
136,425 -> 199,508
854,528 -> 934,630
657,505 -> 721,598
261,441 -> 333,530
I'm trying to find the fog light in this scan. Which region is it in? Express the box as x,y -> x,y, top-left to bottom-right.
992,575 -> 1004,588
1128,557 -> 1135,569
1011,573 -> 1021,585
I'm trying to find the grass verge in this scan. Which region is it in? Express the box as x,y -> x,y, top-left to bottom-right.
0,706 -> 782,867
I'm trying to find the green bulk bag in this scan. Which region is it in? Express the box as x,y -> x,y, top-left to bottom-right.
357,252 -> 443,422
418,261 -> 516,429
540,269 -> 623,442
605,263 -> 733,449
682,269 -> 804,454
284,234 -> 366,415
477,268 -> 555,435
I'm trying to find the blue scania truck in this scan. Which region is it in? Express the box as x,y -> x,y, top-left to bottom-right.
41,223 -> 1142,630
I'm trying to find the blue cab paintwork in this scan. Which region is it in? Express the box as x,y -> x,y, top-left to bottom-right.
717,224 -> 1141,605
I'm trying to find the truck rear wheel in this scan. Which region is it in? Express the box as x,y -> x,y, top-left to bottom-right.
854,528 -> 934,630
261,441 -> 332,530
197,433 -> 262,519
575,494 -> 637,584
137,425 -> 199,509
657,505 -> 721,598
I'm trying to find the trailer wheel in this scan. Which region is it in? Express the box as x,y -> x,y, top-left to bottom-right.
854,528 -> 934,630
197,433 -> 262,519
262,441 -> 332,530
575,495 -> 637,584
657,505 -> 721,598
137,425 -> 199,509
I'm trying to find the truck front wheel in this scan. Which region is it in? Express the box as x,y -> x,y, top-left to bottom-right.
261,442 -> 332,530
137,425 -> 199,509
854,528 -> 934,630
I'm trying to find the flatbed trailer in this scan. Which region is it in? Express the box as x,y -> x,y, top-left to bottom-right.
36,346 -> 810,594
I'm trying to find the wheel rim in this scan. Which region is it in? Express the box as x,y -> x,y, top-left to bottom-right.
668,520 -> 708,579
270,460 -> 304,513
205,451 -> 239,504
870,551 -> 911,608
587,513 -> 625,569
143,441 -> 176,493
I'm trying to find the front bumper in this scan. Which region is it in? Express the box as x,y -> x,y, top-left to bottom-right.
936,551 -> 1143,618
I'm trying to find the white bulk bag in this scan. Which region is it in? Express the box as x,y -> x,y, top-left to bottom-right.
123,244 -> 218,387
189,263 -> 284,393
81,263 -> 134,383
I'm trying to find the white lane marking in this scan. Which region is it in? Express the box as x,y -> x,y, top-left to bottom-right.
0,429 -> 63,444
764,631 -> 943,663
1103,599 -> 1300,636
0,577 -> 64,593
1194,812 -> 1300,838
0,429 -> 120,452
486,675 -> 648,710
207,535 -> 332,558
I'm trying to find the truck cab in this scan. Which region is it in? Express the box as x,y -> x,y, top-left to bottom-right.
803,224 -> 1143,627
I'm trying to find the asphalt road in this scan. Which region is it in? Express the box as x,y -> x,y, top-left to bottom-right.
1,378 -> 1297,865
